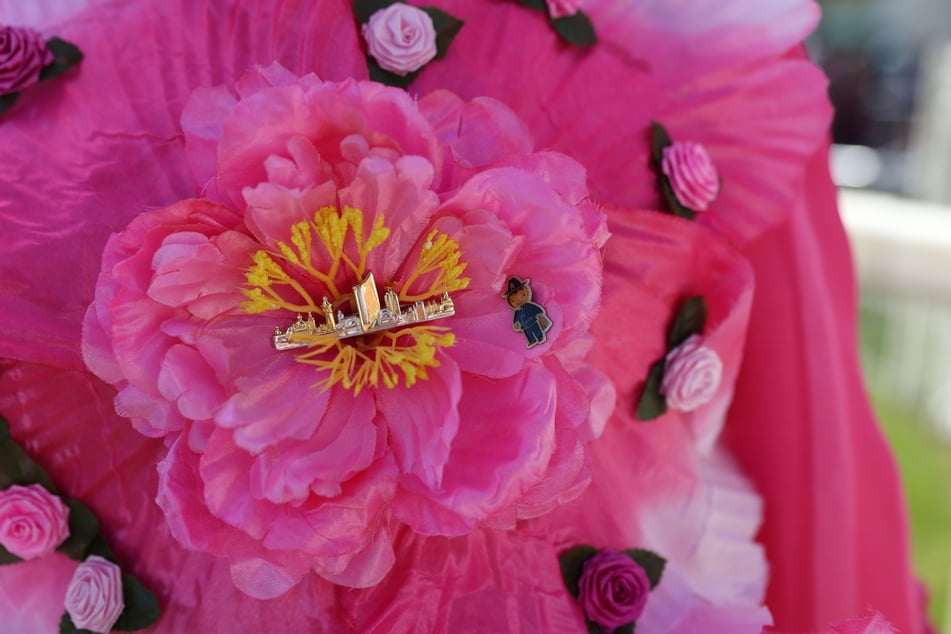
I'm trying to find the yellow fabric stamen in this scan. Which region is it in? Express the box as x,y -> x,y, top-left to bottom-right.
240,205 -> 468,393
399,229 -> 471,302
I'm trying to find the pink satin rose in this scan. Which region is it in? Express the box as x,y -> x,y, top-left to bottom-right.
661,141 -> 720,212
578,549 -> 650,630
547,0 -> 582,19
0,484 -> 70,560
83,64 -> 612,596
362,4 -> 437,76
64,555 -> 124,634
661,334 -> 722,411
0,25 -> 53,95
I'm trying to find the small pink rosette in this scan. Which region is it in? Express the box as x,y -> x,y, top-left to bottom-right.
0,26 -> 53,95
362,4 -> 438,75
0,484 -> 70,560
661,141 -> 720,212
65,555 -> 125,633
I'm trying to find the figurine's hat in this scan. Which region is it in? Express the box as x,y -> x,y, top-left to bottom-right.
502,276 -> 530,297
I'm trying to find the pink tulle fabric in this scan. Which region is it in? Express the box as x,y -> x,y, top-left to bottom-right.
0,0 -> 928,632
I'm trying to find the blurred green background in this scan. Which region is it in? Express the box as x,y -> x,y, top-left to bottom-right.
861,301 -> 951,630
811,0 -> 951,628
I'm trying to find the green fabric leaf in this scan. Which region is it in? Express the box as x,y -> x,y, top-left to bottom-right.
550,11 -> 597,47
0,416 -> 59,493
366,57 -> 419,88
650,121 -> 672,165
0,544 -> 22,566
624,549 -> 667,589
517,0 -> 548,10
659,174 -> 696,220
666,296 -> 707,351
112,573 -> 161,631
635,359 -> 667,421
59,612 -> 94,634
57,499 -> 100,561
585,620 -> 603,634
352,0 -> 399,23
84,534 -> 118,564
39,38 -> 83,82
421,7 -> 464,60
616,622 -> 636,634
559,544 -> 598,598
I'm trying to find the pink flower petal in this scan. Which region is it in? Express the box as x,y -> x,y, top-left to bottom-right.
157,344 -> 226,421
377,355 -> 461,490
249,387 -> 381,504
394,364 -> 557,533
214,365 -> 332,454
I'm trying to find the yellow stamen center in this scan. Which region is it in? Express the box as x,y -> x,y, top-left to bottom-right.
241,205 -> 470,394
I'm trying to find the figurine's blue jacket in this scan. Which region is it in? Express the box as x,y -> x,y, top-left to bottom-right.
514,302 -> 546,341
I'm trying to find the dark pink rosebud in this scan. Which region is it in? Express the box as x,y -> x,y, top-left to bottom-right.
0,25 -> 54,95
578,549 -> 650,630
661,140 -> 720,212
0,484 -> 70,560
547,0 -> 582,19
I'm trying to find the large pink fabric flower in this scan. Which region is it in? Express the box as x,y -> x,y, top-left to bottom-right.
82,64 -> 611,596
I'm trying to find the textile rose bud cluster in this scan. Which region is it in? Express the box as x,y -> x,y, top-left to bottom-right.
83,63 -> 614,597
0,25 -> 53,95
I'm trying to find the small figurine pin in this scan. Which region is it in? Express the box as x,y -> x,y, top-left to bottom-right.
502,276 -> 552,349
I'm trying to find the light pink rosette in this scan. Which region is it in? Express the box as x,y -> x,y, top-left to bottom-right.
65,555 -> 124,633
0,484 -> 70,560
82,64 -> 611,596
0,25 -> 52,95
662,334 -> 723,411
362,4 -> 437,76
661,141 -> 719,212
547,0 -> 582,19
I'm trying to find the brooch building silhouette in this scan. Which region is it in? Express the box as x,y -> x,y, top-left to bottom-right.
273,272 -> 455,350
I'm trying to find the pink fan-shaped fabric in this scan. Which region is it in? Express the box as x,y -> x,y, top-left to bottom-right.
411,0 -> 832,244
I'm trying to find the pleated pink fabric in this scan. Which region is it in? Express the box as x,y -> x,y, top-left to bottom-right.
0,0 -> 928,632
